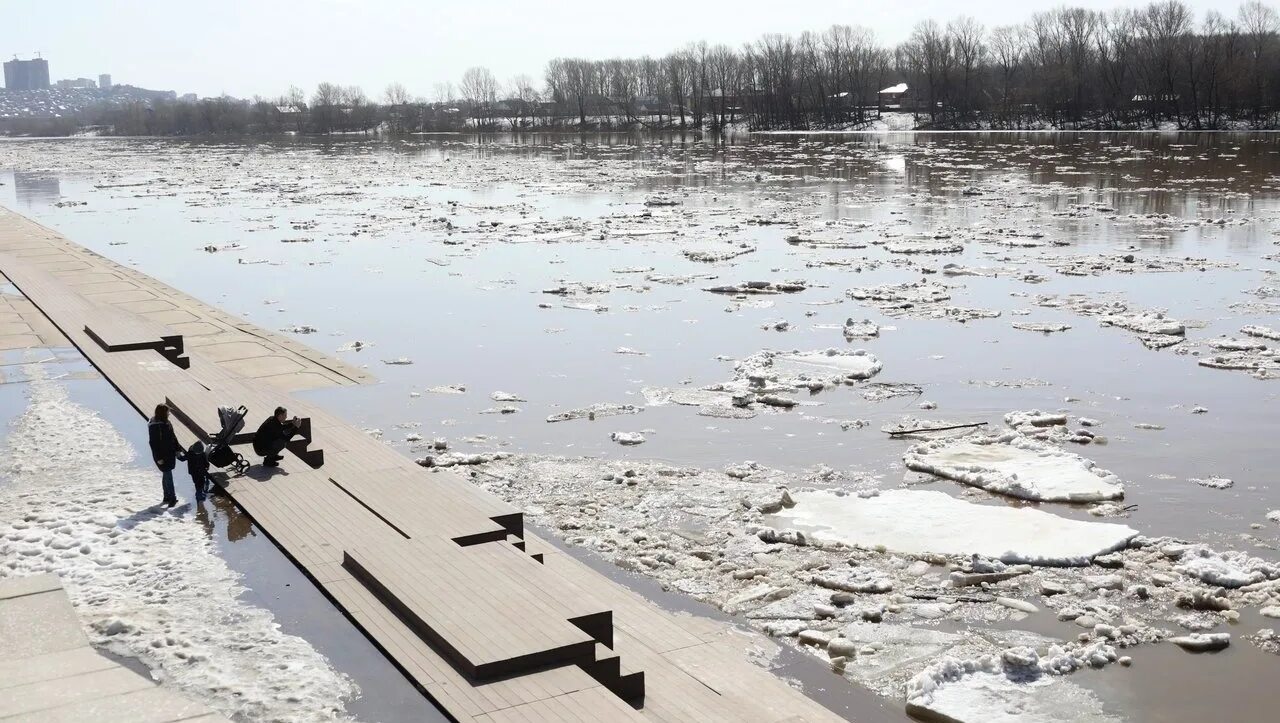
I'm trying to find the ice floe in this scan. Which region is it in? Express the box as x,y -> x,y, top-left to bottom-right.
905,434 -> 1125,502
777,490 -> 1137,566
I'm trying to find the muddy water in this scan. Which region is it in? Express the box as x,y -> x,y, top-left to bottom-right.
2,132 -> 1278,721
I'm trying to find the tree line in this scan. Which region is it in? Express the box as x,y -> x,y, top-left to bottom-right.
536,0 -> 1280,130
9,0 -> 1280,136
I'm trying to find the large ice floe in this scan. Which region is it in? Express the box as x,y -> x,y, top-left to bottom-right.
905,434 -> 1125,502
777,490 -> 1137,566
0,372 -> 356,721
906,647 -> 1123,723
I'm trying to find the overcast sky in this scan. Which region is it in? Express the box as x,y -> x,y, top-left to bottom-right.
1,0 -> 1249,100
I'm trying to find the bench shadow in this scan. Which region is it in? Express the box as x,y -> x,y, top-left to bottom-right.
242,465 -> 289,482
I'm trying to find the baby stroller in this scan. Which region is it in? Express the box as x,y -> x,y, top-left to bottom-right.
207,405 -> 251,475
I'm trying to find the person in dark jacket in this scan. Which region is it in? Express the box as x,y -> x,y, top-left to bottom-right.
148,404 -> 186,506
253,406 -> 299,467
186,440 -> 211,502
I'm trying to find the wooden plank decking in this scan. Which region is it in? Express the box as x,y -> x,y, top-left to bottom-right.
0,206 -> 371,390
0,574 -> 232,723
0,207 -> 849,723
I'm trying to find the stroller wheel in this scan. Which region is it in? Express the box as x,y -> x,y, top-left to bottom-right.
234,455 -> 250,475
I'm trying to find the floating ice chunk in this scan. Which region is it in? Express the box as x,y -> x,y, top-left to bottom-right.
1190,476 -> 1233,489
848,281 -> 951,313
906,661 -> 1123,723
1169,633 -> 1231,652
1198,348 -> 1280,379
642,386 -> 737,408
884,239 -> 964,255
546,403 -> 641,423
381,357 -> 413,365
1241,325 -> 1280,342
776,490 -> 1137,566
735,348 -> 883,393
1012,322 -> 1072,333
836,622 -> 965,681
842,318 -> 880,339
905,434 -> 1125,502
416,451 -> 510,467
777,349 -> 882,380
1175,546 -> 1280,588
610,431 -> 645,445
683,244 -> 755,262
1099,311 -> 1185,336
1206,337 -> 1266,351
490,391 -> 526,402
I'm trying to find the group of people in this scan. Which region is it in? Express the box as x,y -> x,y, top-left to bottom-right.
147,403 -> 301,507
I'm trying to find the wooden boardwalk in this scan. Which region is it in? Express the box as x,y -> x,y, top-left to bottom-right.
0,206 -> 371,390
0,208 -> 847,723
0,574 -> 232,723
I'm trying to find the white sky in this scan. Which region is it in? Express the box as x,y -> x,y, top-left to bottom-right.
1,0 -> 1250,100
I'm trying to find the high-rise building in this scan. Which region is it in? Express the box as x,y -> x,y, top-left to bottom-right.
99,74 -> 112,90
3,58 -> 51,91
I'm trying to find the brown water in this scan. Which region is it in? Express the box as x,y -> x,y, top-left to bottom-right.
1,132 -> 1277,721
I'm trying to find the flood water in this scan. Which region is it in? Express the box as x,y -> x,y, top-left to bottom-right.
1,132 -> 1277,722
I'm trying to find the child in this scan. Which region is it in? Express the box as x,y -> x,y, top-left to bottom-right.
186,440 -> 211,502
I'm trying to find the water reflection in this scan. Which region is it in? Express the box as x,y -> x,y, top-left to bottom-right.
12,171 -> 60,207
192,486 -> 256,543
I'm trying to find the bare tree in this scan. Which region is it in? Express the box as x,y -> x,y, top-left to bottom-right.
948,17 -> 986,120
989,25 -> 1024,121
311,82 -> 342,133
1239,0 -> 1280,121
460,67 -> 499,128
383,83 -> 410,133
899,20 -> 953,123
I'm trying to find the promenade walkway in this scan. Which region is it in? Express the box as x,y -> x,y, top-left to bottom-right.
0,207 -> 846,723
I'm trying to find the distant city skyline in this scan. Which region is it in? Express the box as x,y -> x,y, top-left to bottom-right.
1,0 -> 1258,99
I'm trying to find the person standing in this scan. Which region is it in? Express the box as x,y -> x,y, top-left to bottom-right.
148,404 -> 185,506
186,440 -> 211,502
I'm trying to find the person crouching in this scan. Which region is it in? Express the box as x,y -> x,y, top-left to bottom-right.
253,406 -> 300,468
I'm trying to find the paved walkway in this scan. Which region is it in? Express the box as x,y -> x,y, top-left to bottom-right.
0,574 -> 231,723
0,207 -> 371,391
0,207 -> 847,723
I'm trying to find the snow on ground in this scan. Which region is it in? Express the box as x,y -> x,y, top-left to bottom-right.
776,489 -> 1138,566
905,434 -> 1125,502
0,371 -> 357,721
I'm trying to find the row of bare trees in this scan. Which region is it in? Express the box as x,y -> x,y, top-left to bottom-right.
60,0 -> 1280,136
534,0 -> 1280,130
